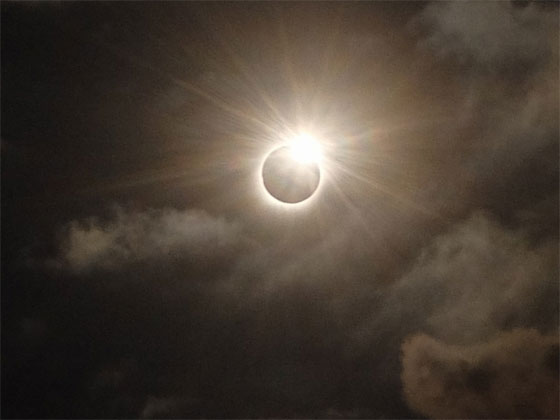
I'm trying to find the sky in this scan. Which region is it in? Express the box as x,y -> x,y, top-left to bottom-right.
1,1 -> 559,418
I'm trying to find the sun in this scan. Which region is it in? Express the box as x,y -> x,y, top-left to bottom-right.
287,133 -> 323,164
259,131 -> 325,206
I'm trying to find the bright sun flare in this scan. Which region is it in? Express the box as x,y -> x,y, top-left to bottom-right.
288,133 -> 323,164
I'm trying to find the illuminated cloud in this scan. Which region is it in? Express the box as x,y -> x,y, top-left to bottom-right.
389,212 -> 558,418
401,329 -> 559,419
57,208 -> 244,272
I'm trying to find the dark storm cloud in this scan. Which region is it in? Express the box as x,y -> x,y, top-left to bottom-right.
401,329 -> 559,419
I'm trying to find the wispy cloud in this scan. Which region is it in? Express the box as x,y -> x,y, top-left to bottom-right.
56,208 -> 244,273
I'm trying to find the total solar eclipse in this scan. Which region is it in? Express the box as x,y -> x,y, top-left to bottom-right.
261,135 -> 322,204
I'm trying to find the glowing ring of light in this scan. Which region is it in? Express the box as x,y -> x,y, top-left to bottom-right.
257,133 -> 325,208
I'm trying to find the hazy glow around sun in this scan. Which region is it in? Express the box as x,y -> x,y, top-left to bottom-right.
288,133 -> 323,164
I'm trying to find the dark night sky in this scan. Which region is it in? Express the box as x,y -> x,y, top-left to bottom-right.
2,2 -> 559,418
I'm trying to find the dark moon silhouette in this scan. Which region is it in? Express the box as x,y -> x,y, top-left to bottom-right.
262,146 -> 321,204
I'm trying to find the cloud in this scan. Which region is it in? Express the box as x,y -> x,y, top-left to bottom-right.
56,208 -> 245,272
140,395 -> 197,419
417,2 -> 557,68
408,1 -> 558,230
359,212 -> 558,348
416,212 -> 557,341
401,328 -> 559,419
382,212 -> 559,418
